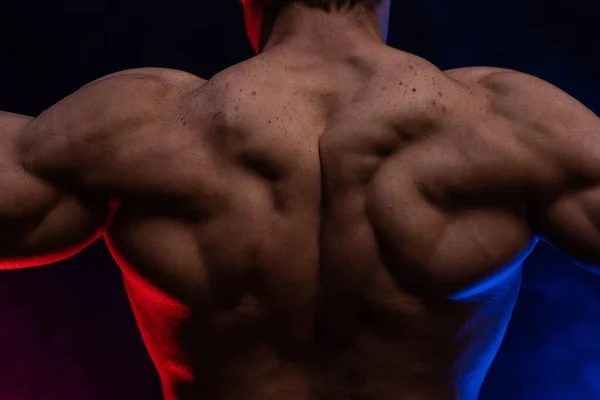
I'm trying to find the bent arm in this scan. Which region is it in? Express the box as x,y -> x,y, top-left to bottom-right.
530,110 -> 600,272
0,111 -> 110,269
0,67 -> 202,269
486,70 -> 600,272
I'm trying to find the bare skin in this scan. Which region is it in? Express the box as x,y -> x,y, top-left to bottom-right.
2,3 -> 600,400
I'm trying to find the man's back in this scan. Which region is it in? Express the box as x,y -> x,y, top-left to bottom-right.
91,45 -> 546,400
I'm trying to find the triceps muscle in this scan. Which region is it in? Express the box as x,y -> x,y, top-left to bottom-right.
0,112 -> 109,269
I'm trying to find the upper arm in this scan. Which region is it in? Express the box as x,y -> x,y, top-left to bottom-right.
0,68 -> 203,269
482,69 -> 600,270
0,112 -> 110,268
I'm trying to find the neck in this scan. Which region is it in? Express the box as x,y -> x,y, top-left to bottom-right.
261,3 -> 386,57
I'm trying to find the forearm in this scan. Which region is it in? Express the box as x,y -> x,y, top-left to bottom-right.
0,110 -> 34,162
0,111 -> 33,160
0,111 -> 39,235
0,111 -> 63,269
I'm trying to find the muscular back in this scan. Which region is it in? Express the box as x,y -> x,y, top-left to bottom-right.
3,47 -> 595,400
93,49 -> 543,400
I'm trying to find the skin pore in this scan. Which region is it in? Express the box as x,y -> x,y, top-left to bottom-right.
240,0 -> 392,55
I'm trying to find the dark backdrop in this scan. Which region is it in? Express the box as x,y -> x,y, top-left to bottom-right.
1,1 -> 599,399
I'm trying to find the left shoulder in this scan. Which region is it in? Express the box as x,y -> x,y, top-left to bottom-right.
18,67 -> 206,194
84,67 -> 205,89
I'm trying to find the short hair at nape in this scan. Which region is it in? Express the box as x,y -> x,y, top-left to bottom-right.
304,0 -> 383,8
263,0 -> 384,11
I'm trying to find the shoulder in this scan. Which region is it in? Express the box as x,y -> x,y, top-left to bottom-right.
77,67 -> 207,112
443,66 -> 585,108
448,67 -> 600,188
443,66 -> 548,87
443,66 -> 516,82
445,66 -> 599,140
17,68 -> 206,190
443,65 -> 568,100
34,67 -> 206,130
85,67 -> 206,89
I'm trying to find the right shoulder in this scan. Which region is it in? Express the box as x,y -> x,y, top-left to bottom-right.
446,66 -> 600,188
